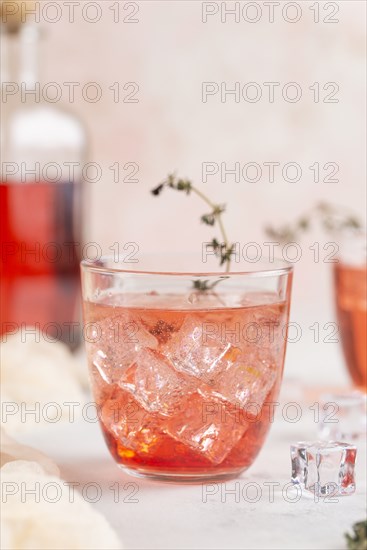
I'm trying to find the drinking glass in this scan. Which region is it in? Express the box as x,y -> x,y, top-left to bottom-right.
81,255 -> 293,481
333,234 -> 367,390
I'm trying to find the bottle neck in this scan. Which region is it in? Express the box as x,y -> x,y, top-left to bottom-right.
1,24 -> 40,87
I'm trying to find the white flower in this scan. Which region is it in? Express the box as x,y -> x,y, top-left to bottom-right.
0,332 -> 87,434
1,460 -> 122,550
1,428 -> 59,477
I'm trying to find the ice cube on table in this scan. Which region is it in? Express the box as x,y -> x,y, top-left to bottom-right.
89,314 -> 158,384
163,315 -> 239,385
165,392 -> 249,464
118,348 -> 193,416
101,392 -> 161,454
318,392 -> 367,441
291,441 -> 357,496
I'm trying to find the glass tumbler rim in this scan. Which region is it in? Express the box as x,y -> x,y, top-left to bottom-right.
80,255 -> 293,278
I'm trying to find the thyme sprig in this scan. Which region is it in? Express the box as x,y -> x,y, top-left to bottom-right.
151,174 -> 234,276
265,202 -> 362,243
192,276 -> 229,292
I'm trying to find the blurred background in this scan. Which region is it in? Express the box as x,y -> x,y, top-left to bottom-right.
1,0 -> 366,386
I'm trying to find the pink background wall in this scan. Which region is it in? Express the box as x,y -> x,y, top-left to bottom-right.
36,0 -> 366,384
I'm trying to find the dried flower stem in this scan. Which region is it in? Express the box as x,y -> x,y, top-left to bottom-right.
189,186 -> 231,272
265,202 -> 363,244
151,174 -> 233,276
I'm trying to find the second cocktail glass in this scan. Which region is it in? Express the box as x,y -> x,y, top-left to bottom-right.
333,235 -> 367,390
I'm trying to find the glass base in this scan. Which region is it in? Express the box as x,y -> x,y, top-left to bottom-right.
117,464 -> 246,483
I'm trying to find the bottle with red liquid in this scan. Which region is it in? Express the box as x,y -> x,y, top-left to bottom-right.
0,8 -> 87,349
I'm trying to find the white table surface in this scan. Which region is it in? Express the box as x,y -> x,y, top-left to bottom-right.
22,388 -> 367,550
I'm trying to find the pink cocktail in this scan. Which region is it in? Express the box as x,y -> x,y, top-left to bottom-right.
81,258 -> 292,481
334,262 -> 367,390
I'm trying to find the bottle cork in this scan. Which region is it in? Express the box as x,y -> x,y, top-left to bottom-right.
0,1 -> 37,33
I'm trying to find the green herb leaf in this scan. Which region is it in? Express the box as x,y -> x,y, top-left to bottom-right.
192,279 -> 211,291
192,276 -> 229,292
345,520 -> 367,550
151,183 -> 164,196
201,213 -> 216,226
